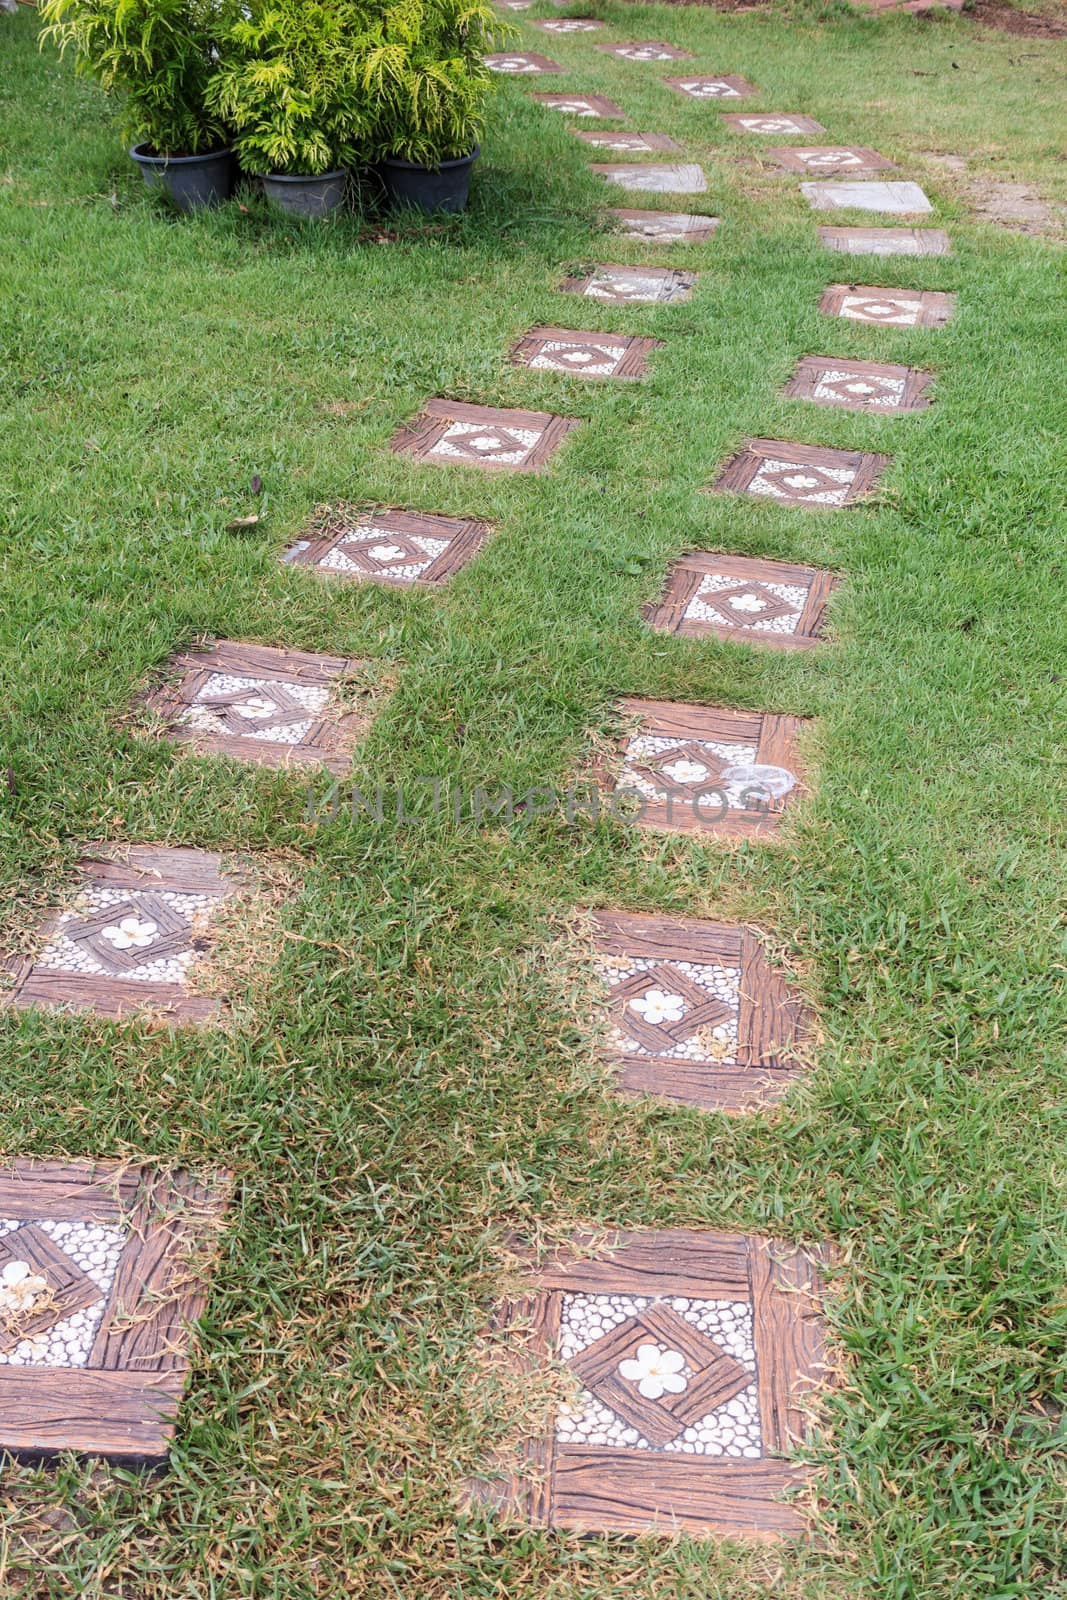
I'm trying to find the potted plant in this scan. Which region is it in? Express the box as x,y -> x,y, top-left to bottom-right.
208,0 -> 372,218
362,0 -> 506,214
38,0 -> 238,211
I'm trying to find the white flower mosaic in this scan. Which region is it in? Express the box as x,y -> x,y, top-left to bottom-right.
595,952 -> 741,1061
747,457 -> 856,505
487,54 -> 546,72
320,524 -> 450,582
811,369 -> 907,407
737,116 -> 811,134
684,574 -> 807,634
528,340 -> 627,376
429,421 -> 540,465
179,671 -> 330,745
0,1218 -> 127,1368
539,18 -> 600,30
543,98 -> 602,116
837,295 -> 923,326
34,886 -> 214,984
583,134 -> 658,153
620,733 -> 765,811
555,1292 -> 762,1457
613,44 -> 677,59
675,79 -> 741,98
795,149 -> 865,169
584,270 -> 672,302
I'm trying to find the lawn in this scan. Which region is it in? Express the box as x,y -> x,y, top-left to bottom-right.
1,0 -> 1066,1594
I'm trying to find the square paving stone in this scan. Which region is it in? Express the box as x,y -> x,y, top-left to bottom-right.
597,40 -> 695,61
722,113 -> 826,136
474,1227 -> 832,1538
609,208 -> 720,242
590,910 -> 811,1110
531,16 -> 603,30
533,92 -> 625,117
392,399 -> 580,473
819,284 -> 955,328
645,552 -> 837,650
713,439 -> 889,509
575,130 -> 683,154
282,506 -> 492,588
801,180 -> 933,214
486,51 -> 562,72
599,699 -> 808,838
145,641 -> 372,772
666,75 -> 758,99
2,845 -> 249,1024
593,162 -> 707,194
511,326 -> 663,379
768,146 -> 896,176
786,354 -> 934,411
818,225 -> 952,256
0,1159 -> 229,1463
561,264 -> 697,303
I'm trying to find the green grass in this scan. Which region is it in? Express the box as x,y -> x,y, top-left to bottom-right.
2,1 -> 1067,1594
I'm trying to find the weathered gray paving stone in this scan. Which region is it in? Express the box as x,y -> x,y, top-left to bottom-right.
598,40 -> 694,61
392,399 -> 580,472
609,209 -> 720,242
593,163 -> 707,194
769,146 -> 896,176
785,355 -> 934,412
283,506 -> 492,588
818,284 -> 955,328
575,131 -> 683,154
645,551 -> 837,650
486,51 -> 562,73
561,263 -> 697,303
713,439 -> 889,509
511,327 -> 662,379
531,16 -> 603,30
801,180 -> 933,214
722,113 -> 825,136
818,225 -> 951,256
534,92 -> 625,118
667,75 -> 757,99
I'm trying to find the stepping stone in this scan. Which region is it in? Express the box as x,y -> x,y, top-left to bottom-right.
474,1227 -> 832,1537
561,263 -> 697,303
589,910 -> 811,1110
0,1158 -> 228,1463
819,284 -> 955,328
511,326 -> 662,379
667,75 -> 758,100
495,0 -> 532,9
722,113 -> 826,136
392,399 -> 580,473
486,51 -> 562,73
610,209 -> 720,242
531,16 -> 603,30
786,354 -> 934,412
283,506 -> 492,588
597,40 -> 695,61
2,845 -> 249,1023
599,699 -> 807,838
801,179 -> 933,214
145,641 -> 373,772
575,130 -> 683,154
769,146 -> 896,176
714,439 -> 889,510
593,163 -> 707,194
645,552 -> 837,650
818,224 -> 951,256
533,92 -> 624,117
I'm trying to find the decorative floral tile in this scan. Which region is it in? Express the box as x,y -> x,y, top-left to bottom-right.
800,180 -> 933,214
721,113 -> 825,136
531,16 -> 603,30
574,130 -> 682,154
666,76 -> 758,99
786,355 -> 934,411
713,438 -> 889,509
817,225 -> 951,256
474,1228 -> 832,1537
1,846 -> 248,1024
818,285 -> 955,328
144,641 -> 373,772
282,506 -> 491,588
511,326 -> 662,379
768,146 -> 896,176
0,1160 -> 228,1463
561,264 -> 697,304
486,51 -> 563,73
590,910 -> 811,1110
644,552 -> 837,651
597,40 -> 695,61
392,399 -> 580,472
609,209 -> 720,242
598,699 -> 808,838
592,163 -> 707,194
533,92 -> 625,117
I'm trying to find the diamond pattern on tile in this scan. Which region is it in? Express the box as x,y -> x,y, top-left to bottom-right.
511,327 -> 662,378
666,75 -> 757,99
0,1160 -> 228,1463
282,507 -> 491,588
561,264 -> 696,303
598,699 -> 807,837
598,40 -> 694,60
609,209 -> 720,242
533,92 -> 625,117
768,145 -> 896,175
393,399 -> 580,472
476,1228 -> 833,1537
818,225 -> 951,256
644,552 -> 837,650
575,130 -> 682,154
590,910 -> 811,1110
713,439 -> 889,509
592,163 -> 707,194
818,284 -> 955,328
786,355 -> 934,411
721,113 -> 826,136
486,51 -> 562,72
801,180 -> 933,213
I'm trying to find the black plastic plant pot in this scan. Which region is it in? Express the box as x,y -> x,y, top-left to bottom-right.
379,146 -> 479,214
262,170 -> 347,218
130,144 -> 234,212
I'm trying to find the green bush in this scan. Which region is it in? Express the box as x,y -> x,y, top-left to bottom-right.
38,0 -> 237,157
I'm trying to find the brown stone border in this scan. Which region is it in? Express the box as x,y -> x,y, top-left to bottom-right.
722,113 -> 826,136
713,438 -> 890,508
644,551 -> 838,650
533,93 -> 625,118
574,131 -> 683,154
785,355 -> 935,412
510,327 -> 664,380
818,285 -> 956,327
597,40 -> 695,60
767,146 -> 896,176
666,75 -> 758,99
391,399 -> 581,473
282,506 -> 492,588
